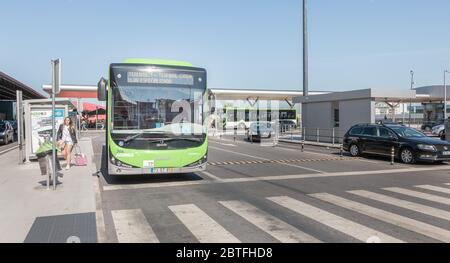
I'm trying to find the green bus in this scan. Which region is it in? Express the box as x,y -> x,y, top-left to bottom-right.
97,59 -> 208,175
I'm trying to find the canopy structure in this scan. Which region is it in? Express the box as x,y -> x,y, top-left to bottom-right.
1,71 -> 46,100
42,84 -> 98,99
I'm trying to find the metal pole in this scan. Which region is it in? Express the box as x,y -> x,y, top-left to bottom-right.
16,90 -> 24,164
96,106 -> 98,131
51,70 -> 57,190
409,70 -> 414,127
332,128 -> 335,146
77,98 -> 81,138
303,0 -> 309,97
445,70 -> 448,120
51,59 -> 60,190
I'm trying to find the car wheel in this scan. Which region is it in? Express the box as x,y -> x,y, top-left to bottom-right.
400,147 -> 416,164
349,144 -> 360,157
439,130 -> 444,138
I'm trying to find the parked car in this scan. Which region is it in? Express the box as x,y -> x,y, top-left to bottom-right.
0,121 -> 15,145
422,121 -> 443,132
343,123 -> 450,164
431,124 -> 445,137
246,121 -> 274,141
278,119 -> 296,131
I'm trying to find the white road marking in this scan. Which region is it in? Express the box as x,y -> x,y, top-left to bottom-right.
384,187 -> 450,206
103,166 -> 450,191
349,190 -> 450,221
415,185 -> 450,194
201,171 -> 224,182
219,200 -> 321,243
209,145 -> 326,174
267,196 -> 403,243
111,209 -> 159,243
169,204 -> 240,243
311,193 -> 450,243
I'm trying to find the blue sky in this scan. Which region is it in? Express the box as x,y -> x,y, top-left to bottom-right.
1,0 -> 449,96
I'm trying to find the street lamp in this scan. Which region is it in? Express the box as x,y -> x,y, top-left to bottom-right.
445,70 -> 450,120
303,0 -> 308,97
408,70 -> 414,127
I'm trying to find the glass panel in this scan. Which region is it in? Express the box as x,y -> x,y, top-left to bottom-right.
362,127 -> 377,136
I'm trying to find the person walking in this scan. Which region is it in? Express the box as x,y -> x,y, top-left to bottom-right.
81,118 -> 88,131
57,117 -> 78,170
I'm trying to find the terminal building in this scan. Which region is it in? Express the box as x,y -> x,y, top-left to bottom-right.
0,71 -> 46,120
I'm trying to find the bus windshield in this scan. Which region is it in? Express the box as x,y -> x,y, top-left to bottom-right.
110,65 -> 206,148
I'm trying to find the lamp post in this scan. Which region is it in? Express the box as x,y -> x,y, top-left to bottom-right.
303,0 -> 309,97
445,70 -> 450,120
408,70 -> 414,127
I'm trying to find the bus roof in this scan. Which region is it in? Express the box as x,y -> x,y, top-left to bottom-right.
122,58 -> 194,67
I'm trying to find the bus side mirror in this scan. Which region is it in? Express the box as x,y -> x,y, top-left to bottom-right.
97,77 -> 108,101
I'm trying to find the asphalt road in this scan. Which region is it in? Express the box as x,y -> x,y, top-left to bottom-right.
88,132 -> 450,243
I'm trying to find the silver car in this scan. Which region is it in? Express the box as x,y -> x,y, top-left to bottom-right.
246,122 -> 274,141
0,121 -> 14,145
431,124 -> 445,137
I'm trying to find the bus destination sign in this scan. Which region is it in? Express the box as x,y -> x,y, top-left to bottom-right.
127,71 -> 194,85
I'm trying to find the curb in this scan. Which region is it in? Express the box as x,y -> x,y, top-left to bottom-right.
0,144 -> 19,156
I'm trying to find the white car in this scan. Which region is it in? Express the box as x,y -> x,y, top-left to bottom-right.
431,124 -> 445,137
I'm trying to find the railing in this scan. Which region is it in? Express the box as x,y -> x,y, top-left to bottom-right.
278,126 -> 346,146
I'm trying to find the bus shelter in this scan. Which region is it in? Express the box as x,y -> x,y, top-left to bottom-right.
24,98 -> 75,161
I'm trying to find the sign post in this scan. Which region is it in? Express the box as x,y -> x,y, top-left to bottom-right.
51,59 -> 61,190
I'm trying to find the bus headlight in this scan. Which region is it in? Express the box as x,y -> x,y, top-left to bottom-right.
185,154 -> 208,167
110,155 -> 132,168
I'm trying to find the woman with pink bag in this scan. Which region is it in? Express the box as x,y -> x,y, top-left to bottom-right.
57,117 -> 78,170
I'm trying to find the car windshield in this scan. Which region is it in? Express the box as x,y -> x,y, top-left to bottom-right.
389,126 -> 426,138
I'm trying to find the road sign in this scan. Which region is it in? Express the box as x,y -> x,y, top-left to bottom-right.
52,59 -> 61,95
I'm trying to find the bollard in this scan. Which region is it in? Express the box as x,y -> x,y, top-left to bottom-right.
391,146 -> 395,165
340,144 -> 343,158
317,128 -> 320,143
302,141 -> 305,152
234,129 -> 236,142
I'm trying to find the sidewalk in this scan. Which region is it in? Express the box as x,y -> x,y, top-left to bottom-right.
0,137 -> 99,243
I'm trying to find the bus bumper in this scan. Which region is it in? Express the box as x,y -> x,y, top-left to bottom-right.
108,162 -> 207,175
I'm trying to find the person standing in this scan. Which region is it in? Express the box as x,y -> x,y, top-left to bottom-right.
57,117 -> 78,170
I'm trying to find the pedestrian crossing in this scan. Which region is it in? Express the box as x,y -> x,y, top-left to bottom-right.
109,183 -> 450,243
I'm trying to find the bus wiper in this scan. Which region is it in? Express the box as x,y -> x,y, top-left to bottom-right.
173,137 -> 203,142
123,132 -> 144,144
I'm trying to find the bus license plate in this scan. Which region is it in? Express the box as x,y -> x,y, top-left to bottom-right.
443,151 -> 450,156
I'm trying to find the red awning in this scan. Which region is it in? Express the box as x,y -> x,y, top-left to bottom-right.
71,101 -> 105,112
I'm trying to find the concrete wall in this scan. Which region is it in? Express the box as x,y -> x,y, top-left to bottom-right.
302,102 -> 335,142
302,98 -> 374,143
339,98 -> 374,136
